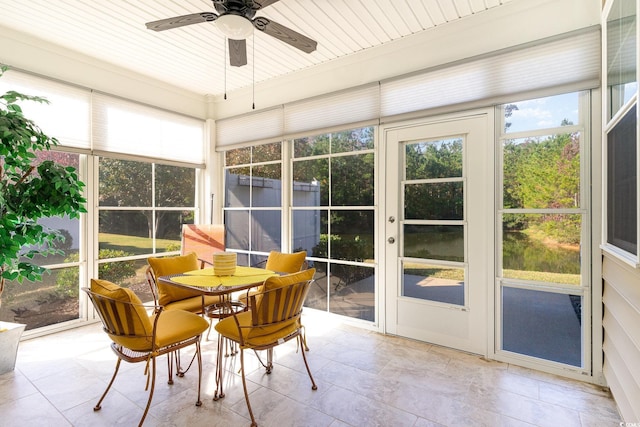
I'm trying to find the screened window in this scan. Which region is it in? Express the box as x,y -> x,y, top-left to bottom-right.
497,91 -> 588,368
605,0 -> 638,260
0,151 -> 83,331
607,105 -> 638,255
223,143 -> 283,266
98,158 -> 198,301
292,127 -> 375,321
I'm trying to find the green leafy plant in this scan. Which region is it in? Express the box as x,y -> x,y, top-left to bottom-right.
0,66 -> 86,304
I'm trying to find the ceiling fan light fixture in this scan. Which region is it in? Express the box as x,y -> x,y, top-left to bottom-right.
215,14 -> 254,39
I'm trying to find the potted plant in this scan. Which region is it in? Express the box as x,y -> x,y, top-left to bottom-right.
0,65 -> 86,374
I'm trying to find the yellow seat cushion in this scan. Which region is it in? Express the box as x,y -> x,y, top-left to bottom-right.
164,295 -> 221,313
152,310 -> 209,348
214,311 -> 299,348
90,278 -> 209,351
148,252 -> 203,306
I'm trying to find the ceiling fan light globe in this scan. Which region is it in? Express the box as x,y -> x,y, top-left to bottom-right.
215,14 -> 254,39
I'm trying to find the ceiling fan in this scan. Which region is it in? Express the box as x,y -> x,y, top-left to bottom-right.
146,0 -> 317,67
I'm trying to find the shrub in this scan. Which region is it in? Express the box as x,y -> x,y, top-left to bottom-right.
55,249 -> 136,297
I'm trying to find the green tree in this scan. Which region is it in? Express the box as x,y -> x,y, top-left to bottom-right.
98,159 -> 195,238
503,119 -> 581,244
0,67 -> 86,302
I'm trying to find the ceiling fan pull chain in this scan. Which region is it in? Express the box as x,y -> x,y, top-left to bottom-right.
224,37 -> 227,100
252,34 -> 255,110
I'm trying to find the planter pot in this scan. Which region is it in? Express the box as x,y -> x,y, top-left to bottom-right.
0,321 -> 26,375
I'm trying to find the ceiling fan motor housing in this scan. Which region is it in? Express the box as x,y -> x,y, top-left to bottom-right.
213,0 -> 257,19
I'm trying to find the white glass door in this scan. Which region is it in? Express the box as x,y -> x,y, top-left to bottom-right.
384,114 -> 492,355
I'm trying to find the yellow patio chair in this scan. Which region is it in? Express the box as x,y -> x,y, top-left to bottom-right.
83,279 -> 209,427
215,268 -> 317,427
243,250 -> 311,350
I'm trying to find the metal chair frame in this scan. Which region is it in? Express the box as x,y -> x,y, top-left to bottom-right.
217,278 -> 318,426
83,287 -> 205,427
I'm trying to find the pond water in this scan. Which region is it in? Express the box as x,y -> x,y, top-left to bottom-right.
503,231 -> 580,275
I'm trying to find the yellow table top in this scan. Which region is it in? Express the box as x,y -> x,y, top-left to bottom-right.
169,266 -> 276,288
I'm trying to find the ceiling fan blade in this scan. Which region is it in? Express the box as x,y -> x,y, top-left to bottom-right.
253,17 -> 317,53
253,0 -> 281,9
228,39 -> 248,67
146,12 -> 217,31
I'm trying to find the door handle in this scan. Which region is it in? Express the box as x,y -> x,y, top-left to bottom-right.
388,237 -> 395,244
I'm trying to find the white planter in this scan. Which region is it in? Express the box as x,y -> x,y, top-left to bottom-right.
0,321 -> 26,375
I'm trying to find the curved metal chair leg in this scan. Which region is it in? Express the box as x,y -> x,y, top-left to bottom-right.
195,340 -> 203,407
166,353 -> 174,384
139,357 -> 157,427
239,349 -> 257,427
299,335 -> 318,391
94,358 -> 122,411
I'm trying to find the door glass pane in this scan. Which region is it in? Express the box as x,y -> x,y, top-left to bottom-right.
405,182 -> 463,220
404,225 -> 464,262
403,262 -> 464,306
502,287 -> 582,367
405,139 -> 462,179
502,213 -> 581,286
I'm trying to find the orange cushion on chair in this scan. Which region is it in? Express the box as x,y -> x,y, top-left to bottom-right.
147,252 -> 202,306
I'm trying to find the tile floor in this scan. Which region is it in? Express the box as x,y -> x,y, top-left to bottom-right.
0,311 -> 623,427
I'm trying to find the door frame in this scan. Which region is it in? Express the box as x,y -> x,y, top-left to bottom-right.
378,109 -> 495,356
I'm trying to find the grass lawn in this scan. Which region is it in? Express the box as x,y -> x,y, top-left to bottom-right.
99,233 -> 180,256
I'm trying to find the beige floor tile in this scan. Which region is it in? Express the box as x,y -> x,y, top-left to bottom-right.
0,316 -> 623,427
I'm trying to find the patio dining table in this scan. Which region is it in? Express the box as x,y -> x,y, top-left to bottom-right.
159,265 -> 277,400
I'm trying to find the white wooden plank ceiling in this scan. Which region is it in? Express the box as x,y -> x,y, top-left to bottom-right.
0,0 -> 514,97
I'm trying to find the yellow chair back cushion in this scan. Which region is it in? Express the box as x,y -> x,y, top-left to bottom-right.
148,252 -> 202,306
90,278 -> 154,351
265,251 -> 307,273
257,268 -> 314,320
263,268 -> 315,292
